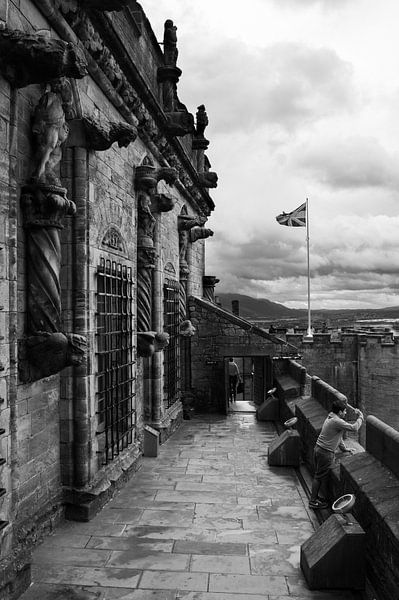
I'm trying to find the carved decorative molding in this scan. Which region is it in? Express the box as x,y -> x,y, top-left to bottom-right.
68,116 -> 137,150
0,28 -> 87,88
82,0 -> 131,10
190,226 -> 214,242
101,226 -> 125,252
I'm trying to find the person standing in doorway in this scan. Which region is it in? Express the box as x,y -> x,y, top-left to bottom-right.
308,399 -> 363,509
228,357 -> 240,404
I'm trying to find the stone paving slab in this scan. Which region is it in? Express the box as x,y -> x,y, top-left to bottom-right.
20,413 -> 359,600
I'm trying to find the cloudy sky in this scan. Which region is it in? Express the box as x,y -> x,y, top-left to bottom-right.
142,0 -> 399,309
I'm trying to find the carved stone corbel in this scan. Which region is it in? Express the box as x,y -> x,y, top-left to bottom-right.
67,116 -> 137,150
137,331 -> 170,358
190,226 -> 214,242
0,28 -> 87,88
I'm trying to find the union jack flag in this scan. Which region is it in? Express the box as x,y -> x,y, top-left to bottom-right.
276,202 -> 306,227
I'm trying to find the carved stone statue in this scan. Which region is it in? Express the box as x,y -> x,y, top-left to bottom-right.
195,105 -> 208,138
31,88 -> 70,185
19,83 -> 87,381
137,190 -> 156,247
163,19 -> 178,67
0,28 -> 87,88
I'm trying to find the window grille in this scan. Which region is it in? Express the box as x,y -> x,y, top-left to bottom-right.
96,257 -> 136,465
163,279 -> 180,408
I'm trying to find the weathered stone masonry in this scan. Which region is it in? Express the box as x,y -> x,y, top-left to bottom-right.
0,2 -> 217,597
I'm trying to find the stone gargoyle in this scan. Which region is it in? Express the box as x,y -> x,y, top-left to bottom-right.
137,331 -> 170,358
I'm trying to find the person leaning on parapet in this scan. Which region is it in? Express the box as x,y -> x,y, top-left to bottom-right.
308,399 -> 363,510
228,357 -> 240,404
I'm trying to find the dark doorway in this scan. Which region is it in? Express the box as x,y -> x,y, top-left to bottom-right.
224,356 -> 273,414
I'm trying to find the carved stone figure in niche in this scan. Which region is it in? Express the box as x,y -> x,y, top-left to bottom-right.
31,84 -> 70,185
163,19 -> 178,66
19,78 -> 87,381
195,105 -> 208,138
137,331 -> 170,358
0,28 -> 87,88
137,191 -> 156,247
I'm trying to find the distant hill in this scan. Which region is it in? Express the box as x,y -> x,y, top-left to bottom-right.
217,293 -> 306,318
217,293 -> 399,321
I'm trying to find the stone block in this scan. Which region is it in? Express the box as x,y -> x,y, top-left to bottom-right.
256,395 -> 279,421
268,430 -> 300,467
300,513 -> 365,590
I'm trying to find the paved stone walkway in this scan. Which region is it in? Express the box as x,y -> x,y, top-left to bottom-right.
21,413 -> 359,599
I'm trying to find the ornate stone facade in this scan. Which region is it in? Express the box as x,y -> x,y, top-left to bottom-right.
0,2 -> 216,597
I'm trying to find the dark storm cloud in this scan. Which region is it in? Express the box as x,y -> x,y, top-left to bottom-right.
209,215 -> 399,287
295,137 -> 399,190
182,41 -> 356,134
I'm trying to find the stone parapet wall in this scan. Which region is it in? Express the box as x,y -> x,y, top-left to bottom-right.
286,380 -> 399,600
365,415 -> 399,479
286,332 -> 399,431
340,452 -> 399,600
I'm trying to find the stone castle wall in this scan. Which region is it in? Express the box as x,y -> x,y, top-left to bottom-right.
0,1 -> 216,596
286,332 -> 399,431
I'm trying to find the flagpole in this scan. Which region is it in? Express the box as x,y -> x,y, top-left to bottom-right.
306,198 -> 312,338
